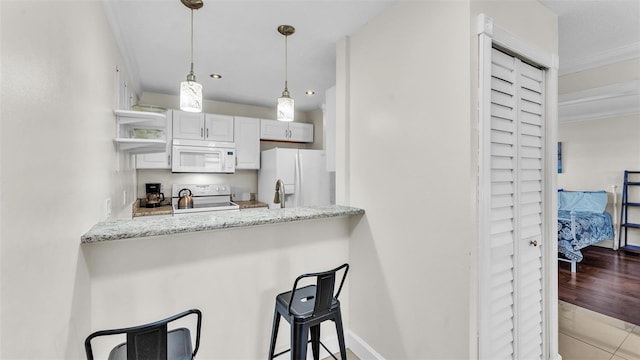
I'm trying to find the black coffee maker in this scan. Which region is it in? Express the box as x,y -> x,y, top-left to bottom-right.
144,183 -> 165,208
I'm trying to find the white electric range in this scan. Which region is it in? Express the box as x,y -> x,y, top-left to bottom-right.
171,183 -> 240,215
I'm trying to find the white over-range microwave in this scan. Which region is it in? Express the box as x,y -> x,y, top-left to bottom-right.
171,139 -> 236,173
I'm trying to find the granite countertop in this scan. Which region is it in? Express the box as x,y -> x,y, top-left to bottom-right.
81,205 -> 364,244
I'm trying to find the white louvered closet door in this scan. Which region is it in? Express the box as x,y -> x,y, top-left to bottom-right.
480,47 -> 545,360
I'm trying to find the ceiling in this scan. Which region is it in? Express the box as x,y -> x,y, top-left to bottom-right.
539,0 -> 640,73
102,0 -> 394,112
104,0 -> 640,112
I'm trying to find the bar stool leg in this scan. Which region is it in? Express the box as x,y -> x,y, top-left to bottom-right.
291,323 -> 309,360
310,325 -> 321,360
268,309 -> 281,360
334,311 -> 347,360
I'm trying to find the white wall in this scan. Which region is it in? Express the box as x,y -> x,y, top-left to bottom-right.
344,2 -> 473,358
1,1 -> 134,358
558,115 -> 639,192
341,1 -> 557,358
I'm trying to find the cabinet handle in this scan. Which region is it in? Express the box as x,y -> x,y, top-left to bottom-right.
206,128 -> 209,138
167,155 -> 171,166
201,128 -> 204,138
530,240 -> 538,247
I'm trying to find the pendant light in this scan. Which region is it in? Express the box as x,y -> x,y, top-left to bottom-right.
180,0 -> 204,113
277,25 -> 295,122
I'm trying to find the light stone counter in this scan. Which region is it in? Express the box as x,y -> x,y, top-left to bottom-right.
81,205 -> 364,243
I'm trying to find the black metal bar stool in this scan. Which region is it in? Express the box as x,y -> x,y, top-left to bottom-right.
268,263 -> 349,360
84,309 -> 202,360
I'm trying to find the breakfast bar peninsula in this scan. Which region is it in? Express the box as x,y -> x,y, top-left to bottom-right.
80,205 -> 364,359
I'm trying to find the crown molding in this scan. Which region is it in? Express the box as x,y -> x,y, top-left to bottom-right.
559,42 -> 640,76
101,0 -> 142,98
559,81 -> 640,122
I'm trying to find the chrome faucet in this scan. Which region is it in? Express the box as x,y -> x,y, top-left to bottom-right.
273,179 -> 285,208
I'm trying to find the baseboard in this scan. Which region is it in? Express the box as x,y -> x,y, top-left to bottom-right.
347,330 -> 386,360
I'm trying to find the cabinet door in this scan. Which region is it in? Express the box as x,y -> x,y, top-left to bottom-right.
234,116 -> 260,169
288,122 -> 314,143
205,114 -> 234,142
136,152 -> 172,169
260,119 -> 289,141
136,111 -> 173,169
173,110 -> 204,140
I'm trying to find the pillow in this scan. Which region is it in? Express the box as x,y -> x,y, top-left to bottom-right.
558,190 -> 607,213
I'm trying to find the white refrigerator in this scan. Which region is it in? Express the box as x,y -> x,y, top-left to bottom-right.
258,148 -> 331,208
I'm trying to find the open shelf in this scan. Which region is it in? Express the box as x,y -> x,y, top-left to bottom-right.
113,138 -> 166,153
114,109 -> 168,154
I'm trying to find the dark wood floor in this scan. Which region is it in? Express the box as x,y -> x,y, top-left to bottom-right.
558,245 -> 640,325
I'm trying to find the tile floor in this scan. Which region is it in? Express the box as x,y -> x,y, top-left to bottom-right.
559,300 -> 640,360
323,349 -> 359,360
324,304 -> 640,360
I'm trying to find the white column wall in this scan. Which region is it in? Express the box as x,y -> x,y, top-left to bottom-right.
1,1 -> 134,358
343,2 -> 474,358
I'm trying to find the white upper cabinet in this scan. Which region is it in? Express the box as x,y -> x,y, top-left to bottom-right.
172,111 -> 203,140
234,116 -> 261,169
260,119 -> 288,141
288,122 -> 314,143
173,110 -> 234,142
205,114 -> 234,142
260,119 -> 313,143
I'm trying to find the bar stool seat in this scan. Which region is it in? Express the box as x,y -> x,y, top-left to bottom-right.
268,264 -> 349,360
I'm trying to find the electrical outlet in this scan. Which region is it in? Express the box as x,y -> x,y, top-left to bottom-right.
105,198 -> 112,218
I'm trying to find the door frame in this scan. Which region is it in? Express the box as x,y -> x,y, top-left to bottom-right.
477,13 -> 560,360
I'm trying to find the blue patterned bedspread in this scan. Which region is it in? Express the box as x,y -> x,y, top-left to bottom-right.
558,210 -> 614,262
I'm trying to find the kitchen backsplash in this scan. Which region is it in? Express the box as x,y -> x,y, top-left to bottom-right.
137,169 -> 258,200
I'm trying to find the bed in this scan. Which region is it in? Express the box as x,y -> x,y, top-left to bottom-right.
557,188 -> 617,272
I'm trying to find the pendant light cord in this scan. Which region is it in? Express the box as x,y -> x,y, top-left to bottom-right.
190,9 -> 194,74
284,34 -> 289,92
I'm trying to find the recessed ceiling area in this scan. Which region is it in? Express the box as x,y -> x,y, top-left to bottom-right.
539,0 -> 640,74
102,0 -> 394,112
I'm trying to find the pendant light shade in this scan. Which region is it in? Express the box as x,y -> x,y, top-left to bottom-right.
180,1 -> 203,113
277,92 -> 294,122
277,25 -> 295,122
180,78 -> 202,112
